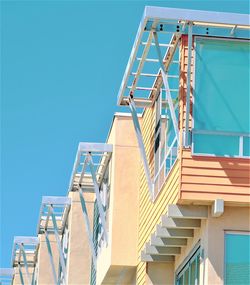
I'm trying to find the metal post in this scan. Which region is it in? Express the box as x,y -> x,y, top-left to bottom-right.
79,189 -> 97,268
128,97 -> 154,198
184,23 -> 193,147
18,264 -> 25,285
153,32 -> 179,145
88,155 -> 108,244
50,208 -> 67,285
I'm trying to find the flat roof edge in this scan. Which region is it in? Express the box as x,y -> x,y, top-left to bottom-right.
144,6 -> 250,26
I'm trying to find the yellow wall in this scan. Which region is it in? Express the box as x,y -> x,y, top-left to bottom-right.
136,107 -> 180,285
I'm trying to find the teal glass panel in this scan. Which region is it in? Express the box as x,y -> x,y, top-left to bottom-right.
194,38 -> 250,133
193,134 -> 238,156
225,233 -> 250,285
190,260 -> 196,285
243,137 -> 250,156
193,38 -> 250,156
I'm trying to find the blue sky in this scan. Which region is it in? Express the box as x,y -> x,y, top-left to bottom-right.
1,0 -> 249,267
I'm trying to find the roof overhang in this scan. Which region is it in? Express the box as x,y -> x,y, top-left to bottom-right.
117,6 -> 250,107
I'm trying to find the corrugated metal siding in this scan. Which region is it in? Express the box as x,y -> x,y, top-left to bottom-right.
136,107 -> 180,284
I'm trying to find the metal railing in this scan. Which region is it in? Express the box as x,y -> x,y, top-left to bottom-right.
192,129 -> 250,158
154,136 -> 178,199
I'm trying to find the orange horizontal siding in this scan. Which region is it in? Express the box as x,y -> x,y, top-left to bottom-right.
180,150 -> 250,202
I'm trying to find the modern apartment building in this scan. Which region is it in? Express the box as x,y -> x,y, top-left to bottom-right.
1,6 -> 249,285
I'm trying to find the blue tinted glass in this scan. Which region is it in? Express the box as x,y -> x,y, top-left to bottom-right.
243,137 -> 250,156
225,233 -> 250,285
194,38 -> 250,133
193,134 -> 238,156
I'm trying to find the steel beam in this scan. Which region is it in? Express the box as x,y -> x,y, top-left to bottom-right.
88,155 -> 108,244
79,189 -> 97,268
45,232 -> 58,285
50,208 -> 67,284
184,23 -> 193,147
128,98 -> 154,198
19,245 -> 31,285
153,32 -> 179,144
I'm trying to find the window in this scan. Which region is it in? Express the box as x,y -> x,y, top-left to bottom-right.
225,232 -> 250,284
193,38 -> 250,157
176,246 -> 200,285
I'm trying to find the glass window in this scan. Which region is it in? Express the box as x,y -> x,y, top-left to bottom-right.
193,38 -> 250,157
225,232 -> 250,285
176,247 -> 200,285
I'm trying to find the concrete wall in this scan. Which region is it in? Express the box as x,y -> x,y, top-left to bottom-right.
36,234 -> 59,285
66,191 -> 95,285
174,206 -> 250,285
96,114 -> 141,285
146,262 -> 174,285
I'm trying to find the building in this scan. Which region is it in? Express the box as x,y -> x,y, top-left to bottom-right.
1,6 -> 250,285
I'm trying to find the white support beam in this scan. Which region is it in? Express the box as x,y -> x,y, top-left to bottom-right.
153,32 -> 179,144
167,205 -> 208,219
88,155 -> 108,244
50,208 -> 67,285
79,189 -> 97,268
128,98 -> 154,198
183,22 -> 193,147
156,225 -> 194,238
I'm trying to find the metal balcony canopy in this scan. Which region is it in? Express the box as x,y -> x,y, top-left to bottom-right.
68,142 -> 113,268
0,268 -> 14,285
68,142 -> 113,192
117,6 -> 250,107
12,236 -> 39,266
37,196 -> 71,235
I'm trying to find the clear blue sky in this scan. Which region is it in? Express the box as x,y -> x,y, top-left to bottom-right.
1,0 -> 249,267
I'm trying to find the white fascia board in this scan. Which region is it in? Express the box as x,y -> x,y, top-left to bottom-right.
78,142 -> 113,153
144,6 -> 250,26
14,236 -> 39,246
42,196 -> 71,206
0,268 -> 14,276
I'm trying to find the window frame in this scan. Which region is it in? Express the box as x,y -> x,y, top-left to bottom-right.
175,243 -> 201,285
191,36 -> 250,159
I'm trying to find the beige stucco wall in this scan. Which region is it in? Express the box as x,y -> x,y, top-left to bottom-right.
174,206 -> 250,285
146,262 -> 174,285
66,191 -> 95,285
36,234 -> 60,285
96,114 -> 141,285
13,266 -> 36,285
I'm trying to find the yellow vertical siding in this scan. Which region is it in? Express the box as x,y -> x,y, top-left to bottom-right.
136,107 -> 180,284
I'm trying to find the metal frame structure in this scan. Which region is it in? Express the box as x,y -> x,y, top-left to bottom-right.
68,142 -> 113,268
117,6 -> 250,198
37,196 -> 71,285
11,237 -> 39,285
0,268 -> 14,285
